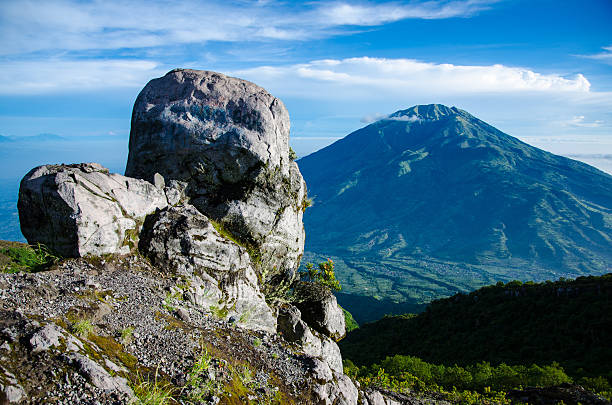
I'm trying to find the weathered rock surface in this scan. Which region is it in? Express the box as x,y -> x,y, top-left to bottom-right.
138,204 -> 276,332
295,282 -> 346,341
67,353 -> 134,399
18,163 -> 168,257
314,371 -> 359,405
277,304 -> 343,372
125,69 -> 307,285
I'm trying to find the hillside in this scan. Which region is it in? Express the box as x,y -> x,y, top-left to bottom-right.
339,274 -> 612,378
299,104 -> 612,321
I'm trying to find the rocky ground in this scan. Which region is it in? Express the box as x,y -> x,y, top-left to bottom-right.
0,252 -> 336,404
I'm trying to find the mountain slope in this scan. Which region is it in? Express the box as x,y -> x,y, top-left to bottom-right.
299,104 -> 612,320
339,274 -> 612,377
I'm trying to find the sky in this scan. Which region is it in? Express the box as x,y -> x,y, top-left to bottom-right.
0,0 -> 612,182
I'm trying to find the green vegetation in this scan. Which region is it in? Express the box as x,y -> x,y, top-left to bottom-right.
299,104 -> 612,322
120,326 -> 134,343
341,307 -> 359,332
181,349 -> 224,401
340,274 -> 612,395
343,355 -> 609,404
0,241 -> 60,273
300,196 -> 313,212
71,319 -> 94,338
131,368 -> 176,405
288,147 -> 298,161
302,259 -> 341,292
252,337 -> 262,347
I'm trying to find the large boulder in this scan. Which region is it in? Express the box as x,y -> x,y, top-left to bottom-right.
125,69 -> 307,286
138,204 -> 276,332
294,282 -> 346,341
18,163 -> 167,257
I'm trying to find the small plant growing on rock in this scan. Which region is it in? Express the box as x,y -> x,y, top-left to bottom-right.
253,337 -> 262,347
72,319 -> 94,338
303,259 -> 341,292
301,196 -> 313,212
120,326 -> 134,343
289,147 -> 298,161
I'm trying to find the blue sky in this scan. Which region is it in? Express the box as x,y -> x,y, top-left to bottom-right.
0,0 -> 611,181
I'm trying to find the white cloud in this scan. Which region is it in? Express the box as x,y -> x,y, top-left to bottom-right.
579,45 -> 612,64
361,113 -> 420,123
0,59 -> 164,94
318,0 -> 494,25
233,57 -> 591,99
564,116 -> 604,128
0,0 -> 496,55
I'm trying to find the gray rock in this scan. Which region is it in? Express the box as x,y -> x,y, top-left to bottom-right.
29,323 -> 64,353
164,180 -> 188,206
294,282 -> 346,341
68,353 -> 134,399
176,307 -> 191,323
125,69 -> 307,286
314,372 -> 359,405
320,336 -> 343,373
277,304 -> 321,357
276,304 -> 342,372
153,172 -> 165,189
139,204 -> 276,332
0,383 -> 25,403
18,163 -> 167,257
309,358 -> 333,383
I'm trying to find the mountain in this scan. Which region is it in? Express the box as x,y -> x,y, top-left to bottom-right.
339,274 -> 612,377
299,104 -> 612,321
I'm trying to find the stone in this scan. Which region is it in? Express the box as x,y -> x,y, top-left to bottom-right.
68,353 -> 134,399
176,307 -> 191,323
276,304 -> 342,372
164,180 -> 188,206
29,323 -> 64,353
314,372 -> 359,405
277,304 -> 321,357
0,383 -> 25,403
320,336 -> 343,373
125,69 -> 307,286
294,282 -> 346,341
309,358 -> 333,383
139,204 -> 276,332
18,163 -> 168,257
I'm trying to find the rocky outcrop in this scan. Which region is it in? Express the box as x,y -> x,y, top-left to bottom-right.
125,69 -> 307,286
138,204 -> 276,332
294,281 -> 346,341
277,303 -> 343,372
9,69 -> 371,404
18,163 -> 168,257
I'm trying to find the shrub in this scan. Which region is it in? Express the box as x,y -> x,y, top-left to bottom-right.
302,259 -> 341,292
